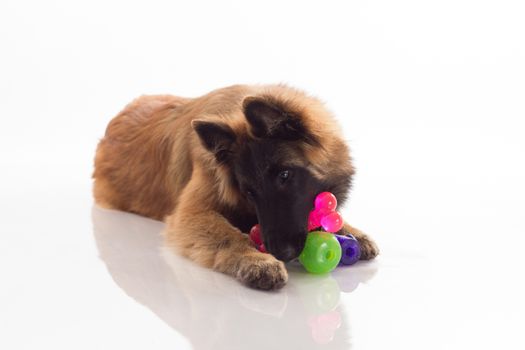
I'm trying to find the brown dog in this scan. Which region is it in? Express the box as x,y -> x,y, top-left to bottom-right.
93,84 -> 378,290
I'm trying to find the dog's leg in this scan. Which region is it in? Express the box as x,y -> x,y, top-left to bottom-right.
338,223 -> 379,260
164,200 -> 288,290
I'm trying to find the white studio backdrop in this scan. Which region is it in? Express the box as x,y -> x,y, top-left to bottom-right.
2,0 -> 523,248
0,1 -> 524,349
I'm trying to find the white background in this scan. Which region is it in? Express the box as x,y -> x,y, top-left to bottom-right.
1,1 -> 524,349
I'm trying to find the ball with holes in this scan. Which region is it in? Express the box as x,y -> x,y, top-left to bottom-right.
299,231 -> 342,274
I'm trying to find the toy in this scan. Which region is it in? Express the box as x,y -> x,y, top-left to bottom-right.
315,191 -> 338,214
249,224 -> 267,253
335,234 -> 361,265
298,231 -> 342,274
249,224 -> 262,246
308,192 -> 343,232
248,191 -> 361,274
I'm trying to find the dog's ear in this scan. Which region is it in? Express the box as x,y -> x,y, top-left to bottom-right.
242,97 -> 316,144
192,120 -> 236,162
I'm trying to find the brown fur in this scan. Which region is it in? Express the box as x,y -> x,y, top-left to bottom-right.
93,84 -> 378,290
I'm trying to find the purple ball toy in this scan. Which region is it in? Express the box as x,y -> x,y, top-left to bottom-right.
335,234 -> 361,265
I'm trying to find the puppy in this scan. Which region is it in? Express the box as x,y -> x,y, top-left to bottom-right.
93,84 -> 378,290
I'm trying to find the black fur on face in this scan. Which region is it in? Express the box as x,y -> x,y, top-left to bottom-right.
232,138 -> 324,262
193,98 -> 353,262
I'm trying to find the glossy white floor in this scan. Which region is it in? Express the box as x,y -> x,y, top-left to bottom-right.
2,168 -> 524,350
1,1 -> 524,349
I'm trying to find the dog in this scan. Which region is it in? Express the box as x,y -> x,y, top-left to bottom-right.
93,84 -> 378,290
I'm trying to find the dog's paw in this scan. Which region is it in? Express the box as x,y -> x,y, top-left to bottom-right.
236,254 -> 288,290
357,234 -> 379,260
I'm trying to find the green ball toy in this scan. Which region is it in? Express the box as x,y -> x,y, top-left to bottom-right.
299,231 -> 342,274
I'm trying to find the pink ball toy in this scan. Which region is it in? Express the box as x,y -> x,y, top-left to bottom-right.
314,192 -> 337,215
320,211 -> 343,233
309,192 -> 344,233
308,210 -> 322,231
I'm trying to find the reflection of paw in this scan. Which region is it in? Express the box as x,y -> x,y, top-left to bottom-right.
237,254 -> 288,290
357,235 -> 379,260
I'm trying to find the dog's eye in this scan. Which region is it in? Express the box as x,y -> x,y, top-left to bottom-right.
278,170 -> 290,183
245,188 -> 255,199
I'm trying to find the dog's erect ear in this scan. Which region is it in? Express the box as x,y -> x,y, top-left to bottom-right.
192,120 -> 236,162
243,97 -> 314,143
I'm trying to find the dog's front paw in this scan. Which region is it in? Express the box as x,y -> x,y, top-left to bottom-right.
236,253 -> 288,290
357,234 -> 379,260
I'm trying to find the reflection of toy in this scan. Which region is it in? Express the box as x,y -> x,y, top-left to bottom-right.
248,191 -> 361,274
308,311 -> 342,344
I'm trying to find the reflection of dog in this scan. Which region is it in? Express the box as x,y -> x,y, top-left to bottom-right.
92,206 -> 358,349
93,85 -> 379,289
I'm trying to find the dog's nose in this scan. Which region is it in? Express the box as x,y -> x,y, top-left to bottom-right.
274,244 -> 300,262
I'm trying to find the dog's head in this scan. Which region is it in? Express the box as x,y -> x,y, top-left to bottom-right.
193,90 -> 354,262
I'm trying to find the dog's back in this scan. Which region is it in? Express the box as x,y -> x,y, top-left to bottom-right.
93,85 -> 256,220
93,94 -> 193,220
